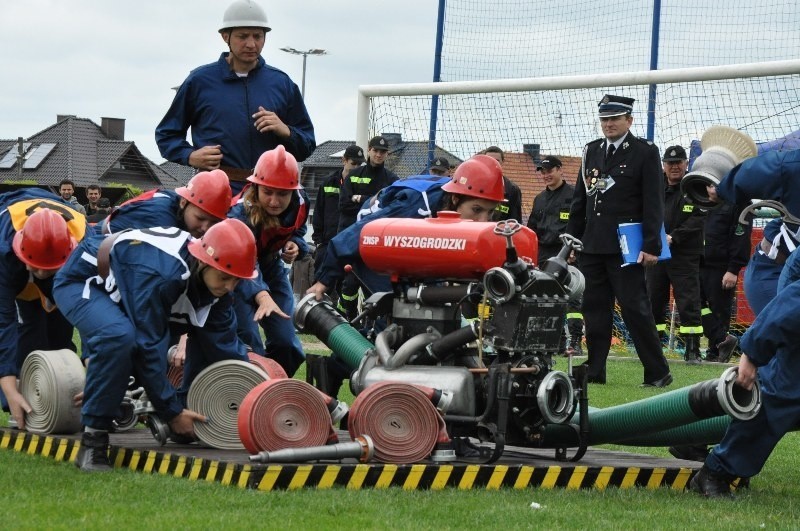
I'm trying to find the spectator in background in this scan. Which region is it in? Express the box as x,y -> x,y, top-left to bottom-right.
312,144 -> 365,303
646,145 -> 706,364
482,146 -> 523,222
58,179 -> 86,215
527,155 -> 583,355
429,156 -> 450,177
566,94 -> 671,387
337,135 -> 399,320
155,0 -> 315,195
84,185 -> 102,216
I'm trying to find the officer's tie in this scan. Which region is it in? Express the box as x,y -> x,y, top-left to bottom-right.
606,144 -> 616,161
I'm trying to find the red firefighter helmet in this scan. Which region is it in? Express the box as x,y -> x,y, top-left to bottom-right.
176,170 -> 233,220
12,209 -> 77,270
187,218 -> 258,279
247,145 -> 301,190
441,154 -> 505,202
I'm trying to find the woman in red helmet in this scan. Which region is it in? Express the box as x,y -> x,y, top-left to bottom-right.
0,189 -> 87,431
227,145 -> 311,376
53,219 -> 258,471
308,154 -> 505,300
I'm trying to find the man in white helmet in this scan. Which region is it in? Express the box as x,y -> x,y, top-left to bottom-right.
156,0 -> 316,195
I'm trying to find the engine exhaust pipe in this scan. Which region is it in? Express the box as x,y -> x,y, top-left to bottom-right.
249,435 -> 374,463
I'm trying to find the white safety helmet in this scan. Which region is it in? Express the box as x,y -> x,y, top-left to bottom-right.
219,0 -> 271,33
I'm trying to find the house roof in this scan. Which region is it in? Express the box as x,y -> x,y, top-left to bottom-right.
0,115 -> 182,190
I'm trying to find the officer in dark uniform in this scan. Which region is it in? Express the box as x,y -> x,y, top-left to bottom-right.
312,144 -> 365,291
646,145 -> 706,364
337,136 -> 399,320
566,94 -> 672,387
429,156 -> 450,177
483,146 -> 523,222
701,199 -> 751,362
527,156 -> 583,354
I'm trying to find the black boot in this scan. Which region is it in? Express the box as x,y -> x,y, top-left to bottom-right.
689,465 -> 735,498
683,334 -> 702,365
75,430 -> 112,472
716,334 -> 738,363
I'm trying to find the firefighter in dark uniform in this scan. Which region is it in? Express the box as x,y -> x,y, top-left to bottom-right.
483,146 -> 523,222
527,155 -> 583,354
700,200 -> 751,362
312,144 -> 365,300
566,94 -> 672,387
337,136 -> 399,320
646,145 -> 707,364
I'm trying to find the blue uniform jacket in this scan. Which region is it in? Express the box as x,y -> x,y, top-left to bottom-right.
107,190 -> 183,234
315,176 -> 449,292
156,53 -> 316,168
740,248 -> 800,401
0,189 -> 86,378
716,148 -> 800,254
55,229 -> 247,419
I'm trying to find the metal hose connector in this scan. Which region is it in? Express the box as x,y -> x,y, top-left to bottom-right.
19,349 -> 84,434
249,434 -> 375,464
187,360 -> 269,449
238,378 -> 332,454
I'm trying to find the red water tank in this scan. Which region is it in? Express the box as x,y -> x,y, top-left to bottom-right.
359,212 -> 538,281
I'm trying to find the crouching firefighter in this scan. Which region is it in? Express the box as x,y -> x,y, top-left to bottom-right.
53,219 -> 258,471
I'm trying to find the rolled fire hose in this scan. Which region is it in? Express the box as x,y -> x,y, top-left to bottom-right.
237,378 -> 333,454
187,359 -> 269,449
19,349 -> 84,435
247,352 -> 288,379
347,382 -> 447,464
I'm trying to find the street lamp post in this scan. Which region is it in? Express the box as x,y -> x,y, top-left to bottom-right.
279,47 -> 327,99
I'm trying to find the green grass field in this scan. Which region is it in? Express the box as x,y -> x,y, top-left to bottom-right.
2,343 -> 799,529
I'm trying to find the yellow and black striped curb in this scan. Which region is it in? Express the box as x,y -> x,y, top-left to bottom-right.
1,428 -> 696,491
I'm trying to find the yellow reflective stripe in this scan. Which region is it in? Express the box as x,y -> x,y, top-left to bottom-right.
350,177 -> 372,184
679,325 -> 703,334
682,205 -> 694,212
566,312 -> 583,319
495,204 -> 510,213
559,212 -> 570,220
701,308 -> 712,316
322,187 -> 340,194
340,292 -> 359,301
655,324 -> 667,332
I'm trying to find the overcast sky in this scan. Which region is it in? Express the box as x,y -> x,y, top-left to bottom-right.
0,0 -> 438,163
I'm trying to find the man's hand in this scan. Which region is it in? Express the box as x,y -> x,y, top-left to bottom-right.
253,106 -> 290,138
168,409 -> 207,439
721,271 -> 738,290
736,353 -> 757,391
306,281 -> 328,301
637,251 -> 659,267
188,145 -> 223,170
1,375 -> 32,430
254,291 -> 290,321
281,241 -> 299,264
